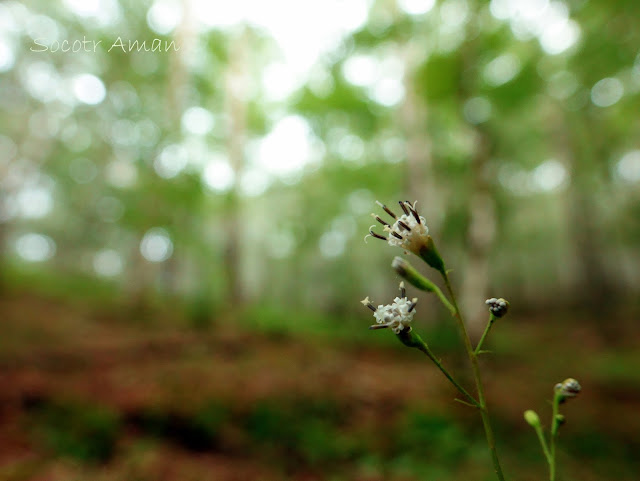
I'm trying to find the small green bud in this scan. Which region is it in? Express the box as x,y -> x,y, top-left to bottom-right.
555,414 -> 566,426
392,256 -> 437,293
524,410 -> 541,428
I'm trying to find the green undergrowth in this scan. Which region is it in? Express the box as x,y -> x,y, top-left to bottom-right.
27,400 -> 122,463
20,389 -> 640,480
22,395 -> 490,477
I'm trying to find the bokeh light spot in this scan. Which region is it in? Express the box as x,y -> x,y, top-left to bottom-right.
154,144 -> 188,179
0,40 -> 15,72
147,0 -> 182,35
72,74 -> 106,105
531,159 -> 567,192
398,0 -> 436,16
181,107 -> 215,136
616,150 -> 640,182
319,230 -> 346,258
106,159 -> 138,188
140,228 -> 173,263
203,155 -> 235,192
257,116 -> 314,176
238,168 -> 269,197
93,249 -> 123,277
463,97 -> 492,124
483,53 -> 521,87
591,77 -> 623,108
342,54 -> 377,87
16,186 -> 53,219
15,233 -> 56,262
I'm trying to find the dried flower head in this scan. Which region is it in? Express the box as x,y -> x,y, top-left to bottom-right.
361,282 -> 418,334
485,297 -> 509,318
367,200 -> 429,257
554,378 -> 581,401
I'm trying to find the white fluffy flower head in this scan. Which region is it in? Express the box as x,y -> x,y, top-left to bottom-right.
367,200 -> 429,256
361,282 -> 418,334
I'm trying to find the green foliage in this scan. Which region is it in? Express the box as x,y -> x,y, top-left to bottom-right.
2,0 -> 639,316
396,411 -> 470,465
30,401 -> 122,463
245,399 -> 354,468
416,53 -> 463,102
186,292 -> 216,330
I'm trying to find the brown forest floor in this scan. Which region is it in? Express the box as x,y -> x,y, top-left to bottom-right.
0,292 -> 639,480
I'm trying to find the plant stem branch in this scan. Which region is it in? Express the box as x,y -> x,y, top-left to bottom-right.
413,335 -> 480,408
433,285 -> 456,316
442,271 -> 506,481
531,422 -> 552,465
549,392 -> 562,481
474,314 -> 496,355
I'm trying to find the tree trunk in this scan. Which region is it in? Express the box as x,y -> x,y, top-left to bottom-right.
459,129 -> 496,337
456,24 -> 498,337
162,0 -> 195,297
400,43 -> 442,233
563,110 -> 616,308
222,28 -> 249,308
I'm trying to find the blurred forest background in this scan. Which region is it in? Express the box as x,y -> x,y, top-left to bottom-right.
1,0 -> 639,480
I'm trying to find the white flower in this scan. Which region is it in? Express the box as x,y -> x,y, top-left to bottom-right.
367,200 -> 429,256
361,282 -> 418,334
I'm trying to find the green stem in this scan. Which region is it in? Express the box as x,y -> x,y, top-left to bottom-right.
549,392 -> 562,481
474,314 -> 497,355
392,256 -> 455,316
532,422 -> 552,466
442,271 -> 506,481
433,285 -> 456,316
413,335 -> 480,408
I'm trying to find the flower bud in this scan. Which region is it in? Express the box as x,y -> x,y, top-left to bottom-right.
524,410 -> 541,428
554,378 -> 581,402
392,256 -> 438,293
485,298 -> 509,318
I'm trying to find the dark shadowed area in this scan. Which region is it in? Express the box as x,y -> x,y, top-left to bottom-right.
1,0 -> 639,480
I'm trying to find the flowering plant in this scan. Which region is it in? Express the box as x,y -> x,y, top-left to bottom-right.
362,200 -> 580,481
